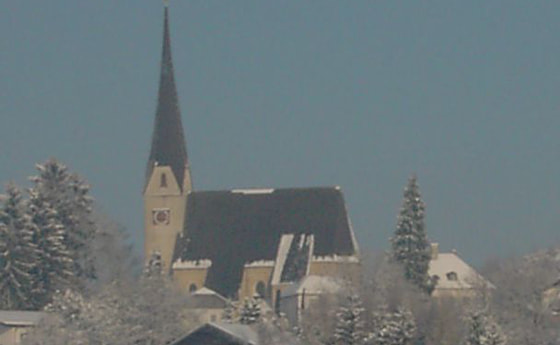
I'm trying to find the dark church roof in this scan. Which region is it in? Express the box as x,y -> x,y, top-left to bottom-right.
146,6 -> 189,191
174,187 -> 357,297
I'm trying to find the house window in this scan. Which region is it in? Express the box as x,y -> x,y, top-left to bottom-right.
189,284 -> 197,293
256,281 -> 266,298
160,173 -> 167,187
446,272 -> 458,281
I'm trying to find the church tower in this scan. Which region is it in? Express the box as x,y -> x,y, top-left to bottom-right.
144,4 -> 192,271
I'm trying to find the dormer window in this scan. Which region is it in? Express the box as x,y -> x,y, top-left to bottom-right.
446,272 -> 458,281
160,173 -> 168,188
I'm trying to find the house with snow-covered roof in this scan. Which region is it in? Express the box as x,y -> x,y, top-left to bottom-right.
0,311 -> 46,345
428,243 -> 493,298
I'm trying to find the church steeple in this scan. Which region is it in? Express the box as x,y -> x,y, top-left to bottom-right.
146,5 -> 191,192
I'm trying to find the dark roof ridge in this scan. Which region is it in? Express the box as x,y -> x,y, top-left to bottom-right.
186,185 -> 343,194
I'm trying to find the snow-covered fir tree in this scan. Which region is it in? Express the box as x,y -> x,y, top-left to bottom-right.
27,189 -> 74,307
240,297 -> 262,325
368,306 -> 416,345
222,298 -> 236,323
465,309 -> 506,345
0,184 -> 36,310
332,294 -> 365,345
390,175 -> 434,294
29,158 -> 97,281
143,250 -> 164,278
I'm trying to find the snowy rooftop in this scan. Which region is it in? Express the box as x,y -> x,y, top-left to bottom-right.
429,252 -> 492,290
193,287 -> 223,297
312,254 -> 359,263
244,260 -> 275,268
271,234 -> 294,285
172,259 -> 212,269
231,188 -> 275,195
0,311 -> 46,326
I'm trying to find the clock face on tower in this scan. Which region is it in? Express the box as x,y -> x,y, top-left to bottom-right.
152,208 -> 170,226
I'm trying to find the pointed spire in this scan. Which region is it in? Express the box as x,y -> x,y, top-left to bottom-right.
146,5 -> 191,192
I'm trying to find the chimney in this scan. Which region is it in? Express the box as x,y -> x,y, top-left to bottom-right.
430,243 -> 439,260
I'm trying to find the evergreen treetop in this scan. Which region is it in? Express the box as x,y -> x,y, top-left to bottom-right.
0,184 -> 36,310
332,294 -> 365,345
391,175 -> 434,294
465,309 -> 506,345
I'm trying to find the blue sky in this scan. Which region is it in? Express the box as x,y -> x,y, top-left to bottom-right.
1,1 -> 559,265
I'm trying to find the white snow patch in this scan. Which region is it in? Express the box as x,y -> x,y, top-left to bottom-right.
172,259 -> 212,269
231,188 -> 275,195
282,275 -> 342,297
244,260 -> 274,268
429,252 -> 493,290
312,255 -> 359,263
271,234 -> 295,285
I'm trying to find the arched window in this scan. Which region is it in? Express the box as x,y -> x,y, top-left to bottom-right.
160,173 -> 167,187
255,281 -> 266,298
189,283 -> 197,293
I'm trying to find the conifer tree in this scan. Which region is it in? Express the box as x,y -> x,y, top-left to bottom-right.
240,297 -> 261,325
27,189 -> 74,307
222,299 -> 236,323
368,306 -> 416,345
332,294 -> 365,345
143,250 -> 164,278
465,309 -> 506,345
391,175 -> 434,294
29,158 -> 96,281
0,184 -> 36,310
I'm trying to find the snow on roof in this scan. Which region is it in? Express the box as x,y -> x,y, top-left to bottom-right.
271,234 -> 295,285
312,254 -> 360,263
172,259 -> 212,269
0,311 -> 46,326
231,188 -> 275,195
282,275 -> 342,298
244,260 -> 275,268
193,287 -> 223,297
211,322 -> 259,345
429,252 -> 493,290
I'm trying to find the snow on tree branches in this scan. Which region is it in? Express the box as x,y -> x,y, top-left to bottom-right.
464,309 -> 506,345
0,159 -> 98,309
27,189 -> 74,307
332,294 -> 365,345
368,306 -> 416,345
391,175 -> 434,294
0,184 -> 36,310
30,158 -> 97,281
240,297 -> 262,325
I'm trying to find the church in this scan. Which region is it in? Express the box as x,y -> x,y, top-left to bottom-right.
143,4 -> 360,305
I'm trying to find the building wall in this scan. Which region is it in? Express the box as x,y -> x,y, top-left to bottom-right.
309,259 -> 361,285
144,166 -> 188,271
194,308 -> 224,324
238,265 -> 274,301
0,326 -> 31,345
173,267 -> 209,293
431,288 -> 477,299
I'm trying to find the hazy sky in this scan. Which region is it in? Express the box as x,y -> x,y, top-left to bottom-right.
2,1 -> 559,266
